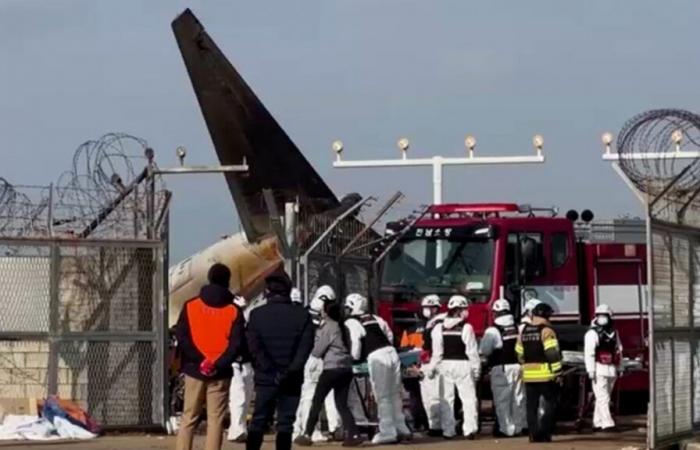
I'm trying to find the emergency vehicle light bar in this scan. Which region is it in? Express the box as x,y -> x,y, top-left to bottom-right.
428,203 -> 519,214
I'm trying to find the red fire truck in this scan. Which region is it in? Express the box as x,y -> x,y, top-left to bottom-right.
377,203 -> 648,393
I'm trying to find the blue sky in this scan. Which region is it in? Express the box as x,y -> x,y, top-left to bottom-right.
2,0 -> 699,262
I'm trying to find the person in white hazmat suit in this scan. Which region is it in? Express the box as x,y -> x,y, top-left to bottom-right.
584,304 -> 622,432
227,295 -> 255,442
416,295 -> 449,436
292,285 -> 341,442
479,299 -> 526,437
426,295 -> 480,439
344,293 -> 412,444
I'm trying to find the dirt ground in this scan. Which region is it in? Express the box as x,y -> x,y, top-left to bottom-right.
0,418 -> 647,450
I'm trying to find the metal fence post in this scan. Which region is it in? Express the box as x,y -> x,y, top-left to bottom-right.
47,242 -> 60,396
48,183 -> 54,238
646,207 -> 655,450
159,212 -> 170,427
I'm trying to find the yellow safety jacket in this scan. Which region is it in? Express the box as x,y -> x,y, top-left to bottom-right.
515,317 -> 562,383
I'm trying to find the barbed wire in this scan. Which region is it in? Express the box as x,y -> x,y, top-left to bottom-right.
0,133 -> 166,239
617,109 -> 700,197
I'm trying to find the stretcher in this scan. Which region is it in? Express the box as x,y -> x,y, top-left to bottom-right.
560,351 -> 644,432
349,350 -> 423,436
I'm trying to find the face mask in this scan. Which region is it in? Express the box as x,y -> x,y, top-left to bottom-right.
422,308 -> 433,319
597,315 -> 609,326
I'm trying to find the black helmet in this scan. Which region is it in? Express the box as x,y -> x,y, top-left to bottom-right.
532,302 -> 554,319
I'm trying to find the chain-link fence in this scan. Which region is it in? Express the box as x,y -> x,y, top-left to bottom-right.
648,194 -> 700,448
297,197 -> 394,306
0,237 -> 167,429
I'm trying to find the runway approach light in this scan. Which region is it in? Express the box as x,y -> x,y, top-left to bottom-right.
397,138 -> 410,159
601,132 -> 614,154
532,134 -> 544,157
672,129 -> 683,152
465,135 -> 476,157
176,146 -> 187,166
332,140 -> 344,154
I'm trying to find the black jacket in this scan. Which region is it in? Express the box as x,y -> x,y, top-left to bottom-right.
246,294 -> 314,389
175,284 -> 244,380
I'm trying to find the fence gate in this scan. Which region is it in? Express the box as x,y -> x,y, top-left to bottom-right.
0,238 -> 167,429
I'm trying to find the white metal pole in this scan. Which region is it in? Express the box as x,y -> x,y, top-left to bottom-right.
333,151 -> 543,205
432,156 -> 443,205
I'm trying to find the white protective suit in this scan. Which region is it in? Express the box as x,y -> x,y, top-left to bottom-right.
419,312 -> 451,431
293,294 -> 340,441
345,315 -> 410,443
584,319 -> 622,430
227,362 -> 254,440
292,356 -> 341,441
430,317 -> 481,437
479,314 -> 526,436
228,296 -> 254,441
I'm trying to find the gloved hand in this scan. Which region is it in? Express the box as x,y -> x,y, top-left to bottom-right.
199,359 -> 216,377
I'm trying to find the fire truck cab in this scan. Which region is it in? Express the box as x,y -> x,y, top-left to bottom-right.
378,203 -> 647,391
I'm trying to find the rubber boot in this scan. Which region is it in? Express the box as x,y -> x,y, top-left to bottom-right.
276,431 -> 293,450
246,431 -> 264,450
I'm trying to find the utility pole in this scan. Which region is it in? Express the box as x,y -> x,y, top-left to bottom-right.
331,135 -> 546,205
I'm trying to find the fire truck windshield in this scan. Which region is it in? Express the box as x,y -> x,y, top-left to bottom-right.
381,236 -> 494,300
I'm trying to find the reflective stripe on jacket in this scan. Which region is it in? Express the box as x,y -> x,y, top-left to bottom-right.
515,317 -> 562,383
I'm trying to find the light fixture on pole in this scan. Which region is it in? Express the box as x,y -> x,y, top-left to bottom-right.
397,138 -> 410,160
176,146 -> 187,166
465,135 -> 476,158
331,135 -> 545,205
672,129 -> 683,153
332,140 -> 344,162
533,134 -> 544,157
601,132 -> 614,155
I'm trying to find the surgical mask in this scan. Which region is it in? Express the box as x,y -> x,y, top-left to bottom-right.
422,308 -> 433,319
597,315 -> 609,326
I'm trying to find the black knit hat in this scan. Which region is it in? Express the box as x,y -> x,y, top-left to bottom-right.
265,269 -> 292,295
208,263 -> 231,288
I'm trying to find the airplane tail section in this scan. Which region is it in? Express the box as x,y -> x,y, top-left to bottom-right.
171,9 -> 339,241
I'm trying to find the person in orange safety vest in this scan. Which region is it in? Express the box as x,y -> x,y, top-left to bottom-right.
175,263 -> 245,450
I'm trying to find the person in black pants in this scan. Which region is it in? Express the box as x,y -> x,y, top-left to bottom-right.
246,271 -> 314,450
295,302 -> 363,447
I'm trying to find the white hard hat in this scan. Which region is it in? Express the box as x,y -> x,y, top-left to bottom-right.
492,299 -> 511,313
344,293 -> 368,316
291,288 -> 302,304
233,295 -> 248,308
595,304 -> 613,316
421,294 -> 441,308
313,285 -> 336,303
447,295 -> 469,310
523,299 -> 542,314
